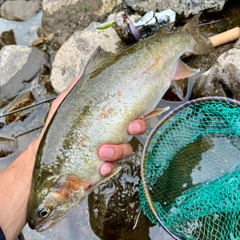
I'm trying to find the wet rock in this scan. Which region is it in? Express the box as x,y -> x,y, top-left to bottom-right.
0,45 -> 49,106
0,29 -> 16,50
31,37 -> 44,47
0,101 -> 50,171
88,138 -> 153,240
0,11 -> 42,46
5,91 -> 35,125
88,137 -> 173,239
124,0 -> 226,17
50,22 -> 122,93
1,0 -> 41,21
192,38 -> 240,100
0,135 -> 17,158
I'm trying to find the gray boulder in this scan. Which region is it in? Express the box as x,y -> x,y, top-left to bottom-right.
124,0 -> 226,17
192,38 -> 240,100
0,45 -> 49,105
1,0 -> 41,21
50,22 -> 122,94
42,0 -> 79,15
43,0 -> 121,16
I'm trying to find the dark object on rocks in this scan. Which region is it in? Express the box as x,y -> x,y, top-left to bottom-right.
0,30 -> 16,50
5,91 -> 35,125
0,135 -> 18,158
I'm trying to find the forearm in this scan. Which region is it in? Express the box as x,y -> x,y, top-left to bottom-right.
0,139 -> 39,240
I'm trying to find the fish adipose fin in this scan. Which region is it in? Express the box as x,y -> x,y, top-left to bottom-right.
82,46 -> 117,77
143,106 -> 170,120
181,14 -> 213,55
85,166 -> 122,195
173,59 -> 199,80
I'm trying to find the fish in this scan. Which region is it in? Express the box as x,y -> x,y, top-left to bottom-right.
27,14 -> 212,232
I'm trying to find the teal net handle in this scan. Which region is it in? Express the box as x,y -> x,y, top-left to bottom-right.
140,96 -> 240,240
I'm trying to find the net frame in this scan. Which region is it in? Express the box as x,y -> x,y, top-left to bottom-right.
140,96 -> 240,240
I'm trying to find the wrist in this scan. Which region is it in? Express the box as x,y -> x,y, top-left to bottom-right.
0,138 -> 39,240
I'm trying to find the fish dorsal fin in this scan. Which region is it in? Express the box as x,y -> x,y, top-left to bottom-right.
172,59 -> 199,80
82,46 -> 117,77
85,166 -> 122,195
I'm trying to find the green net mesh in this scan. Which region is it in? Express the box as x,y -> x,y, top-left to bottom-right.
139,97 -> 240,240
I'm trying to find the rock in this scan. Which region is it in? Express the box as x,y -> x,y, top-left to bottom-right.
42,0 -> 79,15
0,30 -> 16,50
0,11 -> 42,46
31,38 -> 44,47
50,22 -> 122,93
0,45 -> 49,105
0,101 -> 50,171
42,0 -> 121,36
0,135 -> 18,158
88,137 -> 173,240
88,138 -> 152,240
42,0 -> 101,36
192,39 -> 240,100
43,0 -> 121,16
95,0 -> 122,15
124,0 -> 226,17
5,91 -> 35,125
1,0 -> 41,21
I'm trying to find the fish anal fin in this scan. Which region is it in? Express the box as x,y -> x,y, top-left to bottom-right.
143,107 -> 170,120
82,46 -> 117,77
85,166 -> 122,195
173,59 -> 199,80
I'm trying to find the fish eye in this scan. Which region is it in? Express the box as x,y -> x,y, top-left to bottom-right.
38,208 -> 51,218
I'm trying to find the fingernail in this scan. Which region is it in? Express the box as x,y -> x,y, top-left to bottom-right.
129,121 -> 141,134
99,147 -> 114,159
102,166 -> 112,176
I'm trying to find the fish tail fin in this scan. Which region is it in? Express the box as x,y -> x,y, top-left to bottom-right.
182,14 -> 213,55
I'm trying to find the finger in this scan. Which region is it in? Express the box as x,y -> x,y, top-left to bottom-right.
99,162 -> 118,176
127,119 -> 146,135
98,143 -> 133,161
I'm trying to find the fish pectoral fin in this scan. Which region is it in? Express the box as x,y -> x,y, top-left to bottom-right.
172,59 -> 199,80
85,166 -> 122,195
82,46 -> 117,78
142,107 -> 170,120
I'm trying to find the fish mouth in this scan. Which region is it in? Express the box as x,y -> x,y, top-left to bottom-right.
28,218 -> 58,232
28,219 -> 37,230
36,221 -> 56,232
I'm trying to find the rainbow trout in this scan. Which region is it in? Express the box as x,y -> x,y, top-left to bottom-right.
27,14 -> 212,231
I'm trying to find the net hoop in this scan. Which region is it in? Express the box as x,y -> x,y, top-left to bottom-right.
140,96 -> 240,239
